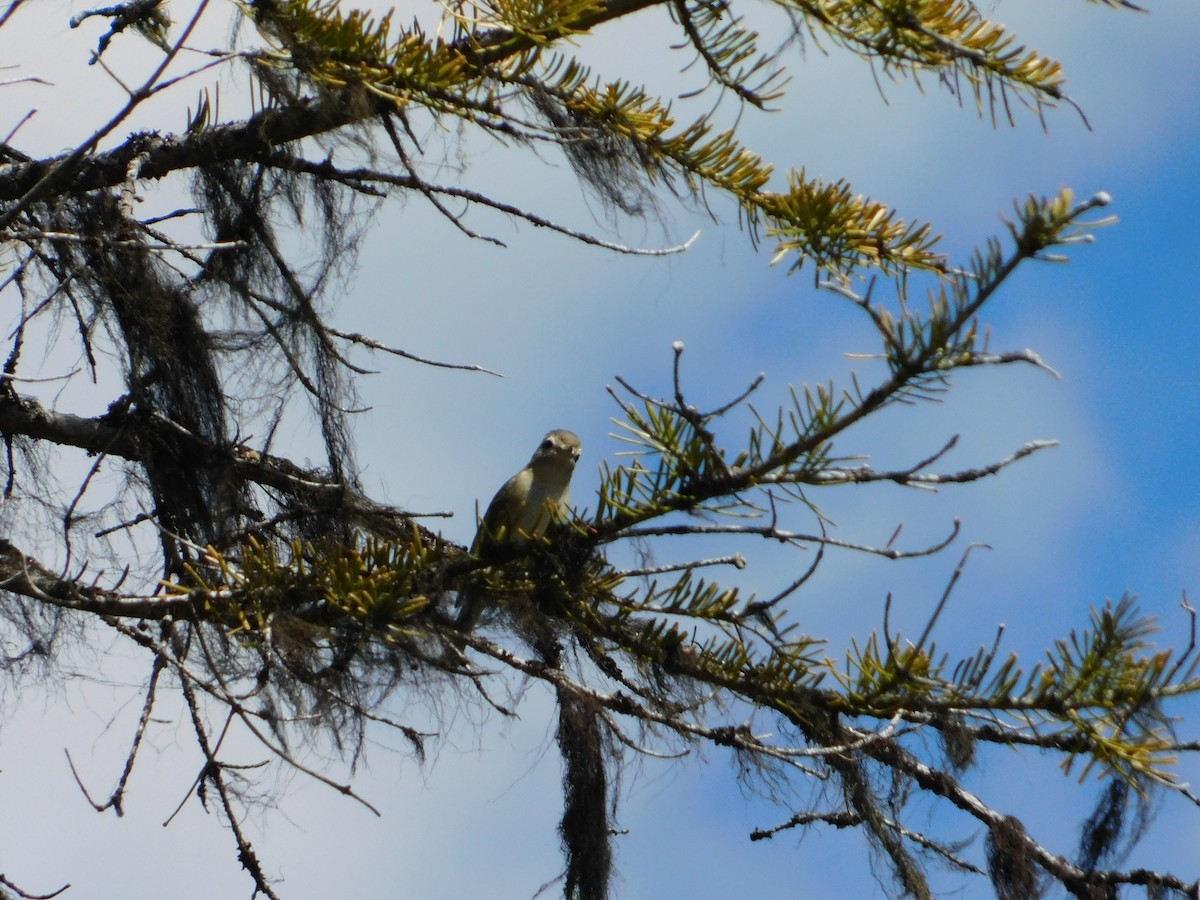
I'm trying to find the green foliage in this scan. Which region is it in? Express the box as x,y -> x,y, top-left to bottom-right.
669,0 -> 789,108
463,0 -> 608,44
833,595 -> 1200,785
593,190 -> 1111,538
239,0 -> 1081,277
250,0 -> 473,99
757,170 -> 943,275
783,0 -> 1071,111
171,535 -> 439,643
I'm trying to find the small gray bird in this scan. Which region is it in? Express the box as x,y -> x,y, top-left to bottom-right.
456,429 -> 582,634
473,429 -> 582,553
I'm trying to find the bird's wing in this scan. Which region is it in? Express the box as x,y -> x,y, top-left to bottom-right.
472,469 -> 527,553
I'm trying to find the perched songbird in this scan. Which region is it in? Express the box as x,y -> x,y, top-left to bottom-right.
456,429 -> 582,633
472,429 -> 582,554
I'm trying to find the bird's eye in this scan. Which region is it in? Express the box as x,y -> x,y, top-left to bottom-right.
541,439 -> 553,450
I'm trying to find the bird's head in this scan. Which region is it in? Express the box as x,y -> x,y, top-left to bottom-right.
529,429 -> 582,472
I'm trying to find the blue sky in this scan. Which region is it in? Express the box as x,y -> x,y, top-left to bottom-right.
1,0 -> 1199,897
